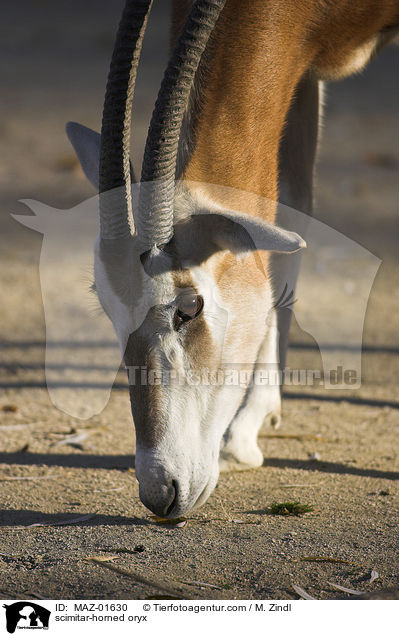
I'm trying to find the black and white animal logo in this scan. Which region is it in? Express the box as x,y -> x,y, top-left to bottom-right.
3,602 -> 50,634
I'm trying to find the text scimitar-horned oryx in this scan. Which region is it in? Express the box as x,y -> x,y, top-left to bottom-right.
67,0 -> 399,518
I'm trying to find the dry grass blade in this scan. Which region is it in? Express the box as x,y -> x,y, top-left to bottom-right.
370,569 -> 379,583
10,514 -> 94,530
292,584 -> 316,600
279,484 -> 323,488
86,555 -> 120,563
327,581 -> 364,595
52,432 -> 89,448
177,579 -> 222,590
28,592 -> 48,600
0,424 -> 29,431
89,558 -> 192,598
0,476 -> 55,482
0,551 -> 23,558
94,486 -> 125,493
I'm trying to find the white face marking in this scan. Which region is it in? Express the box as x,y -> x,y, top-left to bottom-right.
93,207 -> 275,517
93,235 -> 176,355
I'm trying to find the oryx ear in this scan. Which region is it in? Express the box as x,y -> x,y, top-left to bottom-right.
66,122 -> 101,190
168,209 -> 306,274
11,200 -> 57,233
195,209 -> 306,255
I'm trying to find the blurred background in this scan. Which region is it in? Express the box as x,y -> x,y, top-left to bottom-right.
0,0 -> 398,601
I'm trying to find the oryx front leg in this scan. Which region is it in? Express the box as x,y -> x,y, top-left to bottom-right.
219,310 -> 281,472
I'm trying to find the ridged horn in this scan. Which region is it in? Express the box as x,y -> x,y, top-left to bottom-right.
138,0 -> 226,251
99,0 -> 153,239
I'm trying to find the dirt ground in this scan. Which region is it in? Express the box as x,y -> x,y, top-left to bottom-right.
0,1 -> 398,600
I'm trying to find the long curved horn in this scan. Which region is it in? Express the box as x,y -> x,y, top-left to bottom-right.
99,0 -> 153,239
138,0 -> 226,251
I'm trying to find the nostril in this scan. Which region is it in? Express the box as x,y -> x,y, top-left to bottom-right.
166,480 -> 178,517
138,478 -> 178,518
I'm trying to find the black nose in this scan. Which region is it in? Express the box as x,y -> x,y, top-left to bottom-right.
139,480 -> 178,518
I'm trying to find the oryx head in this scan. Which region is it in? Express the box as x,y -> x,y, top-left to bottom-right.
67,0 -> 305,518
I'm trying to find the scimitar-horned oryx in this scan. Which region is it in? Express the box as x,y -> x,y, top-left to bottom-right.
67,0 -> 399,518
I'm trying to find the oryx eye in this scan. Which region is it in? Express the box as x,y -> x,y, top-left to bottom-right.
176,293 -> 204,323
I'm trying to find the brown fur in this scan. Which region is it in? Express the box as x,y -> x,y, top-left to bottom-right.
172,0 -> 399,213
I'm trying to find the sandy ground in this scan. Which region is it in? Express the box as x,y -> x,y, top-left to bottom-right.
0,1 -> 398,600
